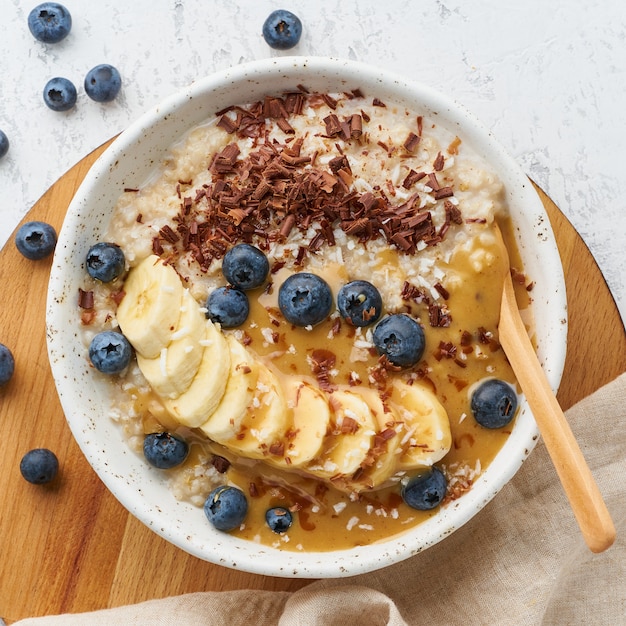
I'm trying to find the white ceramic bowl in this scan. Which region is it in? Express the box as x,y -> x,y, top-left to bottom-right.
46,57 -> 567,578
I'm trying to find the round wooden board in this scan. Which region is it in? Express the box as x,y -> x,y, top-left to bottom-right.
1,141 -> 624,623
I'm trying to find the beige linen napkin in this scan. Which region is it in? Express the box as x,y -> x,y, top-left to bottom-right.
14,373 -> 626,626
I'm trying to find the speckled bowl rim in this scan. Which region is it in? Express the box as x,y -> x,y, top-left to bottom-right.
46,56 -> 567,579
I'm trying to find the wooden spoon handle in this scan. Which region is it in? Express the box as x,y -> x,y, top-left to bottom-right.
499,273 -> 615,553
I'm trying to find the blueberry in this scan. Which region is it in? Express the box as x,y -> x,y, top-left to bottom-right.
278,273 -> 333,327
206,286 -> 249,328
15,221 -> 57,260
84,64 -> 122,103
204,485 -> 248,532
143,432 -> 189,469
471,378 -> 518,429
0,343 -> 15,386
20,448 -> 59,484
28,3 -> 71,43
0,130 -> 9,159
402,467 -> 447,511
337,280 -> 383,327
262,10 -> 302,50
43,77 -> 77,112
222,244 -> 269,291
373,314 -> 425,368
86,242 -> 125,282
266,506 -> 293,534
88,331 -> 132,374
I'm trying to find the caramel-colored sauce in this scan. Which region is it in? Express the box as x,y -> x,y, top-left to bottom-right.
136,218 -> 533,552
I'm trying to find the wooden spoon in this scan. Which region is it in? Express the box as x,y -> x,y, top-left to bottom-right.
496,224 -> 615,553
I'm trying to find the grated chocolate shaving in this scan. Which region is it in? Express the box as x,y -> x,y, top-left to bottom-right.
211,455 -> 230,473
434,282 -> 450,300
428,303 -> 452,327
403,132 -> 421,153
434,186 -> 454,200
217,115 -> 238,134
159,224 -> 180,244
433,151 -> 445,171
309,349 -> 337,393
269,441 -> 285,457
149,89 -> 466,273
78,288 -> 94,309
323,113 -> 343,137
434,340 -> 457,361
369,355 -> 401,390
402,169 -> 426,189
339,416 -> 359,435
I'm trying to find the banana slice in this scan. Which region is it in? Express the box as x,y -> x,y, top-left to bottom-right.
349,387 -> 403,489
199,335 -> 260,443
161,320 -> 230,427
267,378 -> 332,468
226,363 -> 289,460
390,379 -> 451,469
136,289 -> 206,399
116,255 -> 184,359
308,389 -> 377,478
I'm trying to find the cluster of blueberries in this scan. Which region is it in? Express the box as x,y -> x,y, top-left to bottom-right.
209,243 -> 427,370
199,467 -> 450,533
1,220 -> 60,485
204,485 -> 294,535
142,432 -> 291,534
0,7 -> 301,158
1,4 -> 123,157
84,241 -> 429,374
28,3 -> 122,112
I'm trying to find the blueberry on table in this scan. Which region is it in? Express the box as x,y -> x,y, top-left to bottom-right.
28,3 -> 71,43
471,378 -> 518,429
337,280 -> 383,327
373,314 -> 425,367
20,448 -> 59,484
262,10 -> 302,50
266,506 -> 293,534
15,221 -> 57,260
43,77 -> 77,111
402,467 -> 447,511
278,272 -> 333,327
206,286 -> 250,328
222,243 -> 269,290
0,130 -> 9,159
0,343 -> 15,386
143,432 -> 189,469
86,242 -> 126,282
84,64 -> 122,103
88,331 -> 132,374
204,485 -> 248,532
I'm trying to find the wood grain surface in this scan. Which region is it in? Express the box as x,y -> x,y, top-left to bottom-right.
1,142 -> 624,623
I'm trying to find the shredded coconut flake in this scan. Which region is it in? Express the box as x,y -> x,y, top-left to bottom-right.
159,348 -> 168,377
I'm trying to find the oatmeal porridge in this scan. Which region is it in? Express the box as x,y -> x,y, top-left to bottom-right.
78,87 -> 533,551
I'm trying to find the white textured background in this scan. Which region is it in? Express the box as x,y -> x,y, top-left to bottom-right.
1,0 -> 625,322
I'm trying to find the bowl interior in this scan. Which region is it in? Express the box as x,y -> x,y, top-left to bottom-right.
46,57 -> 567,578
